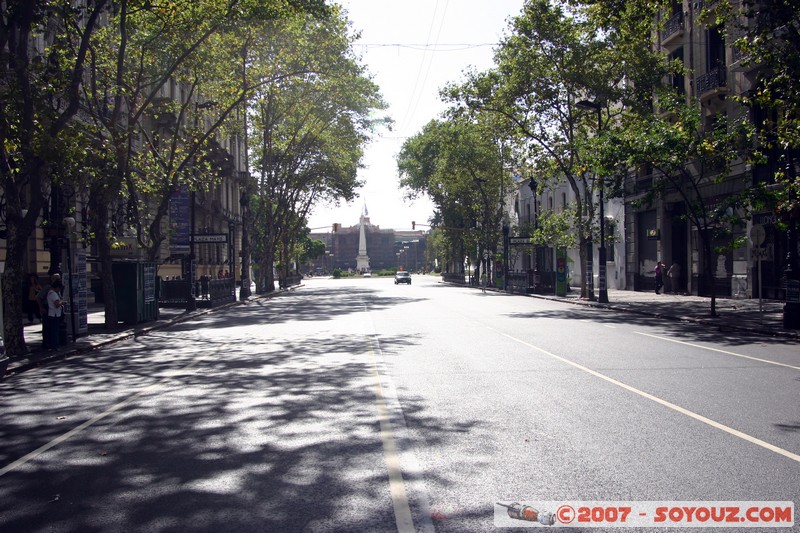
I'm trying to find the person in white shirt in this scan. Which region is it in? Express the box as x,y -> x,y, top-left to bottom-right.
45,280 -> 64,350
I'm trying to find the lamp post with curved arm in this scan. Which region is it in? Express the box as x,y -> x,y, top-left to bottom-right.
577,98 -> 608,304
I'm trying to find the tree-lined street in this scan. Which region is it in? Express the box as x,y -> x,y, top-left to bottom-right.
2,277 -> 797,531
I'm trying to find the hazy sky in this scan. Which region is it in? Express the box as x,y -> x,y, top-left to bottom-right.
306,0 -> 525,232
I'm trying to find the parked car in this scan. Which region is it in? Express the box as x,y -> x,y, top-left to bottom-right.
394,271 -> 411,284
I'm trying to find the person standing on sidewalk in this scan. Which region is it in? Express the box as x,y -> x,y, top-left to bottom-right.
654,261 -> 665,294
38,273 -> 61,349
45,280 -> 65,350
668,262 -> 681,294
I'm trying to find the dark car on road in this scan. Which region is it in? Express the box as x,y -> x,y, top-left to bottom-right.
394,271 -> 411,284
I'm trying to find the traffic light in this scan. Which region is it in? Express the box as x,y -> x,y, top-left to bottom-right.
412,221 -> 415,230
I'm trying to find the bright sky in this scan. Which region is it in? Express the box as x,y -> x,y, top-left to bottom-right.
307,0 -> 525,232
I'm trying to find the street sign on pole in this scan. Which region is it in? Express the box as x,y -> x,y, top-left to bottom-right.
750,224 -> 766,246
191,234 -> 228,243
750,247 -> 767,261
509,237 -> 532,245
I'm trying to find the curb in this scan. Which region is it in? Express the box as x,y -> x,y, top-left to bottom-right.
441,280 -> 800,341
526,292 -> 800,340
3,286 -> 300,380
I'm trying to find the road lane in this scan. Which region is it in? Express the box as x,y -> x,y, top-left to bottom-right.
360,276 -> 799,531
410,280 -> 800,459
1,289 -> 410,532
1,276 -> 797,533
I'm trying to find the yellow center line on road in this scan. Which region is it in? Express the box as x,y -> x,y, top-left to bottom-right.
366,333 -> 416,533
634,331 -> 800,371
487,326 -> 800,464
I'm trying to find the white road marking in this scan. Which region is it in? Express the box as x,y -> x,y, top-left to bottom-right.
488,327 -> 800,464
634,331 -> 800,371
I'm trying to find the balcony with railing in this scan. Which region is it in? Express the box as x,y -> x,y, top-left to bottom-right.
660,11 -> 684,45
696,66 -> 727,98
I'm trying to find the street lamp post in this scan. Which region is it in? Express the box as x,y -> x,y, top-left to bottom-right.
577,98 -> 608,303
228,214 -> 238,300
783,212 -> 800,328
239,189 -> 250,300
502,222 -> 509,291
62,215 -> 77,343
185,189 -> 197,311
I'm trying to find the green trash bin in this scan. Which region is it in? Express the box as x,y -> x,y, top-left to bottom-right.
112,262 -> 159,324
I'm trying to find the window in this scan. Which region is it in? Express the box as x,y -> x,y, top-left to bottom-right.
707,24 -> 725,71
670,47 -> 685,95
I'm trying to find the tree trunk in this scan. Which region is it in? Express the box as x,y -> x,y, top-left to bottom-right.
2,227 -> 29,357
578,234 -> 588,298
1,168 -> 46,356
240,199 -> 251,298
700,230 -> 717,317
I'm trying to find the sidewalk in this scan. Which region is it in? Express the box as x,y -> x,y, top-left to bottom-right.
3,287 -> 274,379
512,287 -> 800,340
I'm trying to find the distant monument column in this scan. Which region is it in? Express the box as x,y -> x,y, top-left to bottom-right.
355,204 -> 371,272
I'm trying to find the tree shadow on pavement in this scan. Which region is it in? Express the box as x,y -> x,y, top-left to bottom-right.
505,307 -> 800,348
166,286 -> 429,333
0,324 -> 471,532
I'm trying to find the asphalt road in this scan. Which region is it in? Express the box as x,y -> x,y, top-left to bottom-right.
1,275 -> 798,532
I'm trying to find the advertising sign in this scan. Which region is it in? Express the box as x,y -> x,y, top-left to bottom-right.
556,248 -> 567,297
169,186 -> 190,255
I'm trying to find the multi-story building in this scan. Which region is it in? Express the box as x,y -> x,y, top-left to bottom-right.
512,177 -> 625,293
309,211 -> 427,273
624,0 -> 785,298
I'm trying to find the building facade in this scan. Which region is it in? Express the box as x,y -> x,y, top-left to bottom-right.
624,0 -> 788,298
309,214 -> 427,274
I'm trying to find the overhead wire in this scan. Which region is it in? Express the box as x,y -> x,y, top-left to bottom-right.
398,0 -> 441,135
399,0 -> 452,135
355,43 -> 496,51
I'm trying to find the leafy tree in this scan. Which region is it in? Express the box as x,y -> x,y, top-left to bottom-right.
78,0 -> 328,323
528,209 -> 579,250
298,235 -> 326,267
612,92 -> 755,315
1,1 -> 110,356
248,7 -> 384,292
443,0 -> 638,298
715,0 -> 800,203
398,115 -> 513,281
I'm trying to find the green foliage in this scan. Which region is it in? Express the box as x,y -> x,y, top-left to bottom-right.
529,210 -> 579,249
398,114 -> 514,270
247,6 -> 386,288
332,267 -> 343,278
722,0 -> 800,212
298,237 -> 326,264
442,0 -> 642,295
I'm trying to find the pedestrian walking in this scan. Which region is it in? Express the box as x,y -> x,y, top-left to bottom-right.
480,272 -> 488,293
45,280 -> 65,350
667,261 -> 681,294
654,261 -> 665,294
